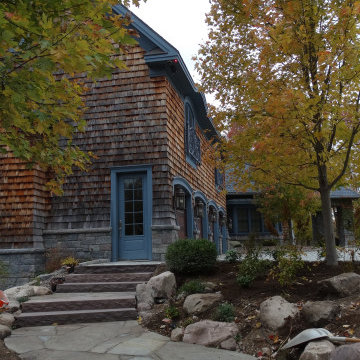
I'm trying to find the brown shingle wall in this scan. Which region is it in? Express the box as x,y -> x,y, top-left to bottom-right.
0,154 -> 48,248
46,46 -> 171,230
165,81 -> 226,210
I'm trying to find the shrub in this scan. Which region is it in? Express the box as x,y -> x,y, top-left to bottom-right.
236,274 -> 254,288
45,245 -> 72,273
165,305 -> 180,320
269,246 -> 305,286
213,302 -> 236,322
179,280 -> 206,295
225,249 -> 240,263
61,256 -> 79,267
236,250 -> 271,288
165,238 -> 217,274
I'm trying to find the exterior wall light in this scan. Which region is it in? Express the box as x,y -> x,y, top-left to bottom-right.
195,199 -> 204,217
175,187 -> 186,210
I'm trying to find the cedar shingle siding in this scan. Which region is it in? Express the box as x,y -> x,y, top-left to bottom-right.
0,9 -> 226,287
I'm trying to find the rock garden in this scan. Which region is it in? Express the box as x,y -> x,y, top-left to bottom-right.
2,239 -> 360,360
136,239 -> 360,360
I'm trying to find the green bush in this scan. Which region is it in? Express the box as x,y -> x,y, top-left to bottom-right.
179,280 -> 206,295
165,238 -> 217,274
165,305 -> 180,320
269,246 -> 305,286
236,250 -> 271,288
213,302 -> 236,322
225,249 -> 240,263
236,274 -> 254,288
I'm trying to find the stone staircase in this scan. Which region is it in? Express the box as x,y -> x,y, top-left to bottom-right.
15,262 -> 159,327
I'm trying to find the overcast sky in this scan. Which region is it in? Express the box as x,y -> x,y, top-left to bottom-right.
130,0 -> 211,84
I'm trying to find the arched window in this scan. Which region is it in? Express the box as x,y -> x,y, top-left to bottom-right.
185,102 -> 201,165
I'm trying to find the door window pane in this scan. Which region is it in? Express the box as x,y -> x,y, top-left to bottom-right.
123,176 -> 144,236
125,201 -> 133,213
134,224 -> 143,235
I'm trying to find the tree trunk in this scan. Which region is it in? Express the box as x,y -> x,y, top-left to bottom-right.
319,179 -> 338,266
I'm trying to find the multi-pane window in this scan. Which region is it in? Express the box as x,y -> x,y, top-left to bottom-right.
124,177 -> 144,236
237,208 -> 249,233
231,206 -> 268,234
185,103 -> 201,165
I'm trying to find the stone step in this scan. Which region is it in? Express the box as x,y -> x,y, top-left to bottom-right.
74,263 -> 159,274
15,308 -> 137,327
56,281 -> 141,293
65,272 -> 152,283
21,292 -> 136,312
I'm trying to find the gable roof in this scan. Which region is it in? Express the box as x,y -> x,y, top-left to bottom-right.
113,5 -> 218,140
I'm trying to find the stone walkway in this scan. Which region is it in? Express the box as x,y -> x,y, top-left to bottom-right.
5,321 -> 256,360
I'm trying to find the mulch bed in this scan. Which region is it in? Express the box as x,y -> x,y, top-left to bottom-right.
145,261 -> 360,358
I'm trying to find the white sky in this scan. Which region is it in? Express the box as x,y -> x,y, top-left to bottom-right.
130,0 -> 211,84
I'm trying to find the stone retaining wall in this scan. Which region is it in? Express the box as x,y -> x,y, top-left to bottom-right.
43,228 -> 112,261
0,248 -> 45,289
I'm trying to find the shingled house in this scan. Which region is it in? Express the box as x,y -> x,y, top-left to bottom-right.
0,6 -> 226,288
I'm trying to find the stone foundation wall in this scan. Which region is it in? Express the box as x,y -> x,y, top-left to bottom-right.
43,228 -> 112,261
151,225 -> 180,261
0,249 -> 45,290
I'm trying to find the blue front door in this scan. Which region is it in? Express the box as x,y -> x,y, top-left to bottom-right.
118,173 -> 149,259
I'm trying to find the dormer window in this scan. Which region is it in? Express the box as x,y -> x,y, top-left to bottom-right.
215,168 -> 224,189
185,102 -> 201,165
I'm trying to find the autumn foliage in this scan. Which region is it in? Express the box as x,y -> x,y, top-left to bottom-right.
0,0 -> 142,193
196,0 -> 360,265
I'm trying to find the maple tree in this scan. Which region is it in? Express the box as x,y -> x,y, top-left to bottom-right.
0,0 -> 142,193
196,0 -> 360,265
256,185 -> 320,244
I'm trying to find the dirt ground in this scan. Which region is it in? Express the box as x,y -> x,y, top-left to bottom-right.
146,261 -> 360,358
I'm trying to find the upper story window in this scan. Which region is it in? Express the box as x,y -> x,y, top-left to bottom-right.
215,168 -> 224,189
185,102 -> 201,165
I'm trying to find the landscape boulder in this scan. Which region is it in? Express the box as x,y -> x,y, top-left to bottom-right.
146,271 -> 176,300
302,301 -> 340,326
136,271 -> 176,312
5,285 -> 35,301
171,327 -> 184,342
183,320 -> 238,350
203,282 -> 217,292
318,273 -> 360,297
330,343 -> 360,360
0,313 -> 15,327
136,283 -> 154,311
260,296 -> 299,334
183,293 -> 223,315
0,324 -> 11,340
300,340 -> 335,360
5,300 -> 20,313
32,286 -> 52,296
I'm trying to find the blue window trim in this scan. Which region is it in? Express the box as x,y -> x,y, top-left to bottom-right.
229,204 -> 271,236
173,177 -> 194,238
208,200 -> 219,252
110,165 -> 153,261
184,98 -> 201,167
218,207 -> 228,253
193,190 -> 208,239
